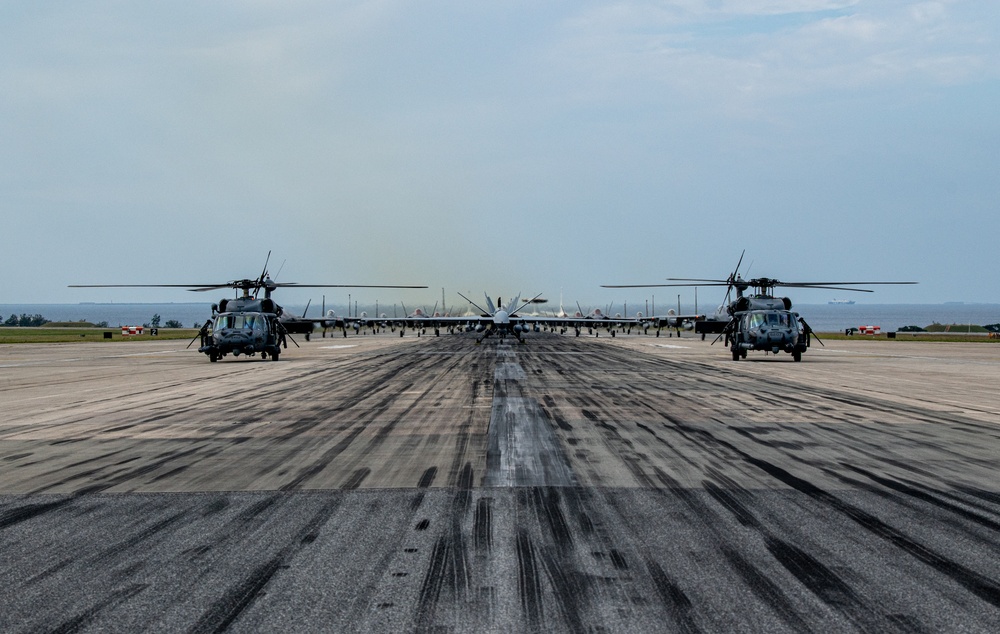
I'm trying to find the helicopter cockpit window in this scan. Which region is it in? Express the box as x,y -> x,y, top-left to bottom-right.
214,315 -> 232,330
750,313 -> 766,328
768,313 -> 779,325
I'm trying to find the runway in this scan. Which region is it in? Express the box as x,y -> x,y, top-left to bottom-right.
2,333 -> 1000,631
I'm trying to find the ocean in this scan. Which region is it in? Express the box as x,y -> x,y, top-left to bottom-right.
2,302 -> 998,333
791,303 -> 1000,333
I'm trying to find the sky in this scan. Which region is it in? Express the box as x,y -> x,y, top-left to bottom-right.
3,1 -> 998,309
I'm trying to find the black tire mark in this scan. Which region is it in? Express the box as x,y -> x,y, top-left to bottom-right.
89,510 -> 189,566
190,496 -> 342,633
474,497 -> 492,551
189,556 -> 284,634
536,545 -> 587,632
46,583 -> 148,634
530,487 -> 573,550
718,546 -> 813,633
414,462 -> 475,631
414,535 -> 450,633
516,530 -> 544,629
764,536 -> 876,631
746,454 -> 1000,610
341,467 -> 370,490
411,466 -> 438,510
0,497 -> 71,530
646,560 -> 700,634
418,467 -> 437,488
840,463 -> 1000,533
642,469 -> 815,632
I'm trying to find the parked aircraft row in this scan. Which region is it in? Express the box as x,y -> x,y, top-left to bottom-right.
304,293 -> 701,343
70,251 -> 914,362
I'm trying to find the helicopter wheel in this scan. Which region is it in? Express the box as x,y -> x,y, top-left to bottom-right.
271,351 -> 280,361
209,352 -> 218,363
741,349 -> 747,359
793,351 -> 802,362
731,348 -> 740,361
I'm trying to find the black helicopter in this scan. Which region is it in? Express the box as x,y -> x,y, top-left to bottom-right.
70,254 -> 426,362
605,252 -> 916,361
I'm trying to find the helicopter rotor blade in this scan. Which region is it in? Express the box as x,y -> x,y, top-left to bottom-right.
602,281 -> 731,288
665,278 -> 731,284
69,284 -> 228,289
777,284 -> 875,293
253,251 -> 272,298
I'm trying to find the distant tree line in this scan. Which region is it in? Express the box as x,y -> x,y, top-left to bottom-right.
2,313 -> 50,327
146,314 -> 185,329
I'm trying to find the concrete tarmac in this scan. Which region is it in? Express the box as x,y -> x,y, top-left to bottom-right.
1,333 -> 1000,631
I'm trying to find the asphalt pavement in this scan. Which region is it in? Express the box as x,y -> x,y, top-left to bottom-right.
1,333 -> 999,631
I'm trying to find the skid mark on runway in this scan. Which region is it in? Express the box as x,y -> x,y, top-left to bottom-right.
738,447 -> 1000,611
485,346 -> 576,487
7,335 -> 1000,631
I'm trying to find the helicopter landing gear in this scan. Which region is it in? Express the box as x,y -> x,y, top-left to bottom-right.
271,350 -> 280,361
209,352 -> 218,362
732,348 -> 740,361
793,350 -> 802,362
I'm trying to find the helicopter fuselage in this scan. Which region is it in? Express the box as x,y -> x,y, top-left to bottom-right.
198,296 -> 287,362
728,304 -> 808,361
